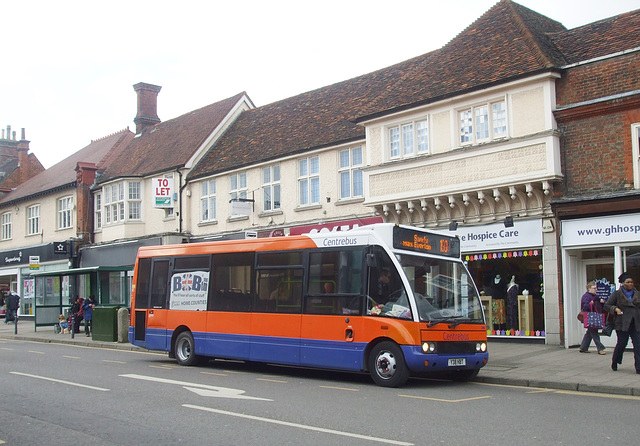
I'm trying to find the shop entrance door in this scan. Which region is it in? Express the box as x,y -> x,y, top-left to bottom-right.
584,257 -> 615,349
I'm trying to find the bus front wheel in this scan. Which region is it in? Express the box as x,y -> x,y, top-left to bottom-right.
368,341 -> 410,387
174,331 -> 198,366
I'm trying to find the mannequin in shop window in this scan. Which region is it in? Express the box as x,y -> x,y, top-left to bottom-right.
490,274 -> 506,331
506,275 -> 519,331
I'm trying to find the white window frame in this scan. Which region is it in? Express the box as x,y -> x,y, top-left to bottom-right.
58,196 -> 73,230
263,165 -> 281,212
103,180 -> 141,225
388,118 -> 429,159
632,123 -> 640,189
1,212 -> 11,240
459,98 -> 508,146
298,156 -> 320,206
229,172 -> 248,216
128,181 -> 141,220
94,193 -> 102,230
27,204 -> 40,235
339,146 -> 364,200
201,179 -> 217,222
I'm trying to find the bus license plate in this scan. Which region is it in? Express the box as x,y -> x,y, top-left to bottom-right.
448,358 -> 466,367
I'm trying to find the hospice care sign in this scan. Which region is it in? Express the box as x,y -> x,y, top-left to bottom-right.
438,219 -> 542,252
169,271 -> 209,310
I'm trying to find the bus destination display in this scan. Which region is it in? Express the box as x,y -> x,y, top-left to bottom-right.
392,226 -> 460,258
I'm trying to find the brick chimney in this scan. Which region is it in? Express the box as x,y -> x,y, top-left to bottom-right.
133,82 -> 162,134
17,128 -> 30,185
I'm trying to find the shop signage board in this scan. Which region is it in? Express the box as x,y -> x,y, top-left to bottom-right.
290,217 -> 383,236
435,219 -> 542,252
561,212 -> 640,247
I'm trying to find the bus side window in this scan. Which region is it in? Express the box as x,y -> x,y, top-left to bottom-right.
135,258 -> 152,309
367,246 -> 404,306
255,268 -> 303,313
150,259 -> 170,309
305,248 -> 364,315
210,252 -> 254,312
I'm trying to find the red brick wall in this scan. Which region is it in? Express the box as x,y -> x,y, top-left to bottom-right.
556,53 -> 640,106
555,52 -> 640,196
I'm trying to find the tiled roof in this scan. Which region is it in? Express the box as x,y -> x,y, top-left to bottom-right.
0,129 -> 134,205
188,74 -> 390,180
355,0 -> 567,120
98,92 -> 248,182
549,8 -> 640,65
188,0 -> 569,179
186,1 -> 640,180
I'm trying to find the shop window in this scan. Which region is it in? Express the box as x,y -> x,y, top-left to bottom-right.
465,249 -> 544,336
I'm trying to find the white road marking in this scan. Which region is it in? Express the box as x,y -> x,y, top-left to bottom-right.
10,372 -> 110,391
120,373 -> 272,401
184,404 -> 414,445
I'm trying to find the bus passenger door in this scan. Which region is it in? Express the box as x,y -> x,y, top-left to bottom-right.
144,258 -> 170,351
300,296 -> 364,371
300,248 -> 367,371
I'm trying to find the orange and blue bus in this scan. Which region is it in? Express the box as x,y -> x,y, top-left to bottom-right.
129,223 -> 488,387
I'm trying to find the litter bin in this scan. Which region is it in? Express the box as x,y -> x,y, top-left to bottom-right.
92,306 -> 120,342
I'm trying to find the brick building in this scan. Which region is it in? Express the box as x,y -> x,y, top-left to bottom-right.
552,9 -> 640,347
0,125 -> 44,194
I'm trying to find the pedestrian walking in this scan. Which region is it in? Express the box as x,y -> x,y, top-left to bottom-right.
4,291 -> 20,324
578,281 -> 606,354
604,272 -> 640,373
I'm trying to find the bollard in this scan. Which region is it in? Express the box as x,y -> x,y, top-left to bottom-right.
117,307 -> 129,343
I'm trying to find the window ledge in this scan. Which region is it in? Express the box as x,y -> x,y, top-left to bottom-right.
227,215 -> 249,223
336,197 -> 365,206
198,220 -> 218,227
258,209 -> 283,218
294,204 -> 322,212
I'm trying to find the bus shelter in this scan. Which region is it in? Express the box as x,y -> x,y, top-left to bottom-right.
30,266 -> 131,330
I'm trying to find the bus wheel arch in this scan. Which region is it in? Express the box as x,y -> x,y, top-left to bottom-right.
173,330 -> 201,366
366,339 -> 410,387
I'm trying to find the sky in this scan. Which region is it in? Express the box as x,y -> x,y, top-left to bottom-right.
1,0 -> 639,169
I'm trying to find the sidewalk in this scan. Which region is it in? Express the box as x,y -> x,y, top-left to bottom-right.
1,318 -> 639,396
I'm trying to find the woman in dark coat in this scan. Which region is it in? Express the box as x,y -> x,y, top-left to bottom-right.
604,272 -> 640,373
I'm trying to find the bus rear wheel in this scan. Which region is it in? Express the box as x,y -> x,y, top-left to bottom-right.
174,331 -> 199,366
368,341 -> 410,387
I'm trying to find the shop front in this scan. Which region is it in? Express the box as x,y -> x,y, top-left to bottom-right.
560,212 -> 640,348
30,266 -> 130,330
78,237 -> 164,308
0,243 -> 72,317
440,219 -> 548,340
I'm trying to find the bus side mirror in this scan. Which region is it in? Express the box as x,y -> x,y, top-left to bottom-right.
366,253 -> 377,268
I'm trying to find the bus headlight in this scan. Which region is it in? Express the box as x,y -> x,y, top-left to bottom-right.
421,342 -> 436,353
476,342 -> 487,352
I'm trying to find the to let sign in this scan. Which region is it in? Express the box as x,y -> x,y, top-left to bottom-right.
153,177 -> 174,208
29,255 -> 40,270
